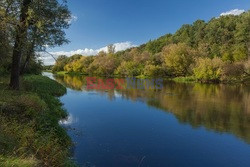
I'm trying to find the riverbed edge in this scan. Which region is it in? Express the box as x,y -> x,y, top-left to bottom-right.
0,75 -> 76,166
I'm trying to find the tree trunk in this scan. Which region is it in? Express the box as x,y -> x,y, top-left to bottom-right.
20,41 -> 35,75
9,0 -> 32,90
20,55 -> 30,75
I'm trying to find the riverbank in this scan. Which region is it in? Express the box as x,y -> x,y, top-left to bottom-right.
54,71 -> 250,84
0,75 -> 76,166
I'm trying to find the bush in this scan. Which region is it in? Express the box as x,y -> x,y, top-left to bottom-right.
244,59 -> 250,75
193,57 -> 224,82
24,59 -> 43,75
86,54 -> 119,76
163,43 -> 197,76
143,64 -> 165,77
115,61 -> 144,77
221,62 -> 246,81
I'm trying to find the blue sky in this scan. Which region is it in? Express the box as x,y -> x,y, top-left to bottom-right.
43,0 -> 250,65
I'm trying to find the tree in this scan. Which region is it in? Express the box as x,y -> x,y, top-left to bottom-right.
21,0 -> 71,74
193,57 -> 224,82
7,0 -> 71,89
221,62 -> 246,81
115,61 -> 143,77
163,43 -> 197,76
144,64 -> 164,77
53,55 -> 68,72
47,10 -> 250,81
145,34 -> 172,54
107,44 -> 115,55
9,0 -> 32,89
87,51 -> 119,76
0,4 -> 12,74
232,45 -> 248,61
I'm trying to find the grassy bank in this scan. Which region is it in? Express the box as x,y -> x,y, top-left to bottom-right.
0,75 -> 76,167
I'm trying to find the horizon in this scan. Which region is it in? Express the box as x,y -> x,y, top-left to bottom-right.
42,0 -> 250,65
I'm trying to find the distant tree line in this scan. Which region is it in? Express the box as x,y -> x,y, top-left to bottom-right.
55,11 -> 249,82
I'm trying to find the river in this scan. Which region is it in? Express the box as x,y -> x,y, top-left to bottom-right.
44,72 -> 250,167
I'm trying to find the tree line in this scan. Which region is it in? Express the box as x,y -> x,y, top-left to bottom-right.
53,11 -> 250,83
0,0 -> 71,89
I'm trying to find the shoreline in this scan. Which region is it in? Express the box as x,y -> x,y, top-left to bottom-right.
0,75 -> 76,166
52,71 -> 249,85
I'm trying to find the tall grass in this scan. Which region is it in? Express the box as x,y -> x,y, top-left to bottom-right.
0,75 -> 76,166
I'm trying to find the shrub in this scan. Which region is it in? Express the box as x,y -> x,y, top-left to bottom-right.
193,57 -> 224,82
244,59 -> 250,75
87,54 -> 119,76
163,43 -> 197,76
221,62 -> 246,81
115,61 -> 144,77
143,64 -> 165,77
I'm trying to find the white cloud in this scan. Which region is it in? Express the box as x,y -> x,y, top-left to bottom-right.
220,9 -> 245,16
97,41 -> 137,53
40,41 -> 137,65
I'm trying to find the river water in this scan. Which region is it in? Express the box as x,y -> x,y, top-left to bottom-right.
44,72 -> 250,167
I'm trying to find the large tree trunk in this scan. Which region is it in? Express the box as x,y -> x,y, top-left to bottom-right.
20,53 -> 31,75
9,0 -> 32,90
20,41 -> 35,75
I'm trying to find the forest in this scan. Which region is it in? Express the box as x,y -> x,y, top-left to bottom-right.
52,11 -> 250,83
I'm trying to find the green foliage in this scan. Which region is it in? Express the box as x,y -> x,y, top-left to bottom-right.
0,0 -> 71,90
0,75 -> 74,166
115,61 -> 144,77
193,57 -> 224,82
52,11 -> 250,83
221,62 -> 247,82
245,59 -> 250,75
232,45 -> 248,61
172,76 -> 196,83
0,156 -> 38,167
22,75 -> 67,96
86,53 -> 119,76
163,43 -> 197,76
24,59 -> 43,75
143,64 -> 165,77
145,34 -> 172,54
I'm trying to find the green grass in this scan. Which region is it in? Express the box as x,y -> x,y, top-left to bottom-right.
56,71 -> 68,75
0,75 -> 76,167
22,75 -> 66,96
0,155 -> 38,167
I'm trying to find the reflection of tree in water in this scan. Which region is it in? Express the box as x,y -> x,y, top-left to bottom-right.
54,74 -> 250,143
54,74 -> 87,90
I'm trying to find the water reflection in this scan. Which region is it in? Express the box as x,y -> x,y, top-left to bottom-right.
59,114 -> 78,126
54,74 -> 250,143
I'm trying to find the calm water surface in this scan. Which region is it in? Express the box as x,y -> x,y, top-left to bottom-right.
45,73 -> 250,167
